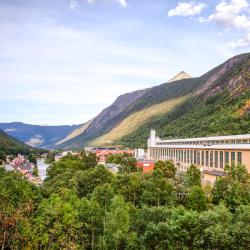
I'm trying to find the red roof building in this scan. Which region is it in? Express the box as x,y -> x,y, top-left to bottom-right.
91,148 -> 134,163
137,160 -> 155,174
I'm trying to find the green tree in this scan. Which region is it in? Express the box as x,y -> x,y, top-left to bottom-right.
34,188 -> 82,249
154,160 -> 176,179
28,153 -> 37,165
91,183 -> 115,209
0,150 -> 6,162
141,173 -> 175,207
186,164 -> 201,187
186,186 -> 207,211
0,168 -> 40,249
114,173 -> 143,205
71,165 -> 113,197
225,163 -> 249,183
33,165 -> 39,177
103,195 -> 130,250
230,205 -> 250,249
80,150 -> 98,168
212,165 -> 250,211
195,204 -> 233,249
106,153 -> 137,173
78,198 -> 104,250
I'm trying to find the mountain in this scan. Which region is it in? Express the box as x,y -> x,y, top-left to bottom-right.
168,71 -> 192,83
0,129 -> 32,155
3,53 -> 250,150
0,122 -> 86,149
60,52 -> 250,149
118,53 -> 250,148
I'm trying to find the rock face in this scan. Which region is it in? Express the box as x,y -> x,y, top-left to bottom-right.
168,71 -> 192,83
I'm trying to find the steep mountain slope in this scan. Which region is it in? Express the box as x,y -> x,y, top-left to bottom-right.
118,53 -> 250,148
0,129 -> 32,155
62,52 -> 250,149
60,75 -> 204,148
57,89 -> 148,148
0,122 -> 85,149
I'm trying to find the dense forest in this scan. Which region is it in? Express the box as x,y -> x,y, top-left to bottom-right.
0,152 -> 249,249
0,129 -> 32,156
117,88 -> 250,148
113,54 -> 250,148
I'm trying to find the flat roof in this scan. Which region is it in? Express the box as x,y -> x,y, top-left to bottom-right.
203,170 -> 227,177
159,134 -> 250,143
152,144 -> 250,150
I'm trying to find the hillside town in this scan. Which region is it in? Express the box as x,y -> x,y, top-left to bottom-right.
3,154 -> 43,185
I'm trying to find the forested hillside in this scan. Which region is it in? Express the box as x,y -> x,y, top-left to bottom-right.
61,53 -> 250,149
1,153 -> 249,249
118,53 -> 250,148
0,129 -> 32,156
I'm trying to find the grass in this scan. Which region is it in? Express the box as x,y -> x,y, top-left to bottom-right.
90,95 -> 189,146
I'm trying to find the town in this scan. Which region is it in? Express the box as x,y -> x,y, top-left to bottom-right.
3,129 -> 250,187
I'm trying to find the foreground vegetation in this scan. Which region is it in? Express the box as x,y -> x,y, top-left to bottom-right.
0,152 -> 250,249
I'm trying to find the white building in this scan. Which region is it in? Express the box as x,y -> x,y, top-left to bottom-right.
147,130 -> 250,184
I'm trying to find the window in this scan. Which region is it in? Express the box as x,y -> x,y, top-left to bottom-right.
202,151 -> 204,166
215,151 -> 218,168
220,151 -> 223,168
225,151 -> 229,165
191,150 -> 193,164
210,151 -> 213,167
237,152 -> 242,164
184,150 -> 186,163
231,152 -> 235,164
194,150 -> 197,164
187,150 -> 190,163
197,151 -> 200,165
206,151 -> 209,166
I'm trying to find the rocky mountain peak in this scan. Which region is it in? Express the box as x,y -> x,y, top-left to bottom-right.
168,71 -> 192,83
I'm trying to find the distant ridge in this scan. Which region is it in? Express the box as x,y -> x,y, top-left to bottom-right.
168,71 -> 192,83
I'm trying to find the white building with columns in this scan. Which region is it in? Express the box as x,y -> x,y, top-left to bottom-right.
147,130 -> 250,184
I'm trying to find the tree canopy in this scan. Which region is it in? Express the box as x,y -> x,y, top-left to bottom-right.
0,156 -> 249,249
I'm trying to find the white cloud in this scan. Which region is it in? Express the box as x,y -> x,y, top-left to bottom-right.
4,128 -> 16,132
226,34 -> 250,48
208,0 -> 250,48
116,0 -> 127,7
168,1 -> 207,17
26,135 -> 44,147
87,0 -> 127,7
209,0 -> 249,28
69,0 -> 78,9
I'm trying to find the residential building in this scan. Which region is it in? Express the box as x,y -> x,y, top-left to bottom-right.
89,147 -> 134,164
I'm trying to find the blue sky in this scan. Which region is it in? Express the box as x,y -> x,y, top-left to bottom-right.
1,0 -> 250,125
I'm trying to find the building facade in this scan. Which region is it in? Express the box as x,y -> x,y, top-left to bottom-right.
88,147 -> 134,164
147,130 -> 250,184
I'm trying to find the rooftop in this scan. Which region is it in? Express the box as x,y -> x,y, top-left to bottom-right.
160,134 -> 250,143
203,170 -> 227,177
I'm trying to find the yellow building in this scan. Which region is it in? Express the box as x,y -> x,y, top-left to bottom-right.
147,130 -> 250,184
